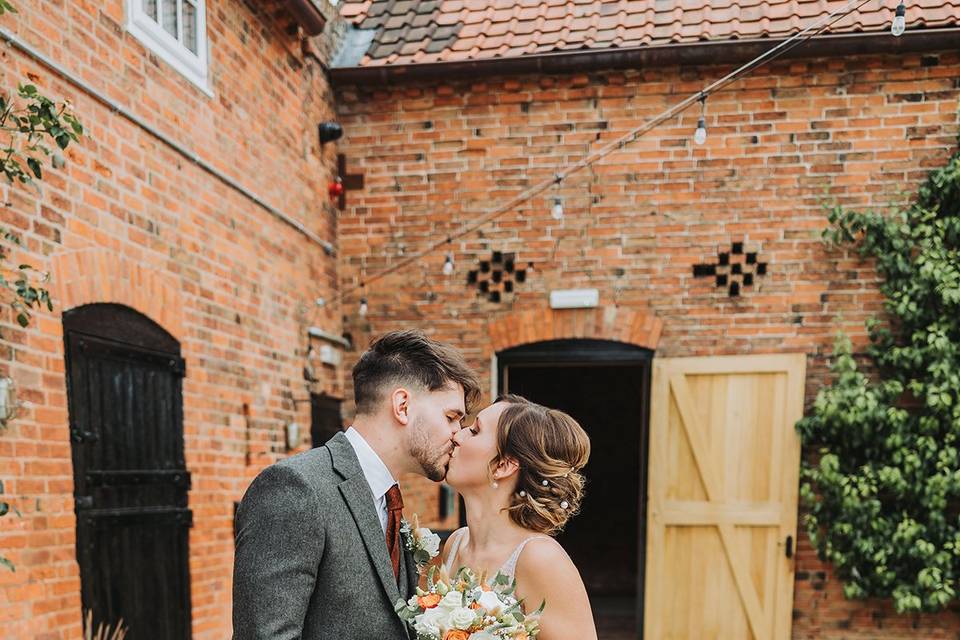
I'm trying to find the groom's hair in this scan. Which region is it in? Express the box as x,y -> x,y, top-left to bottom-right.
352,329 -> 481,416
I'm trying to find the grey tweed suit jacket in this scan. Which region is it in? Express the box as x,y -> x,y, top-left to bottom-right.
233,431 -> 417,639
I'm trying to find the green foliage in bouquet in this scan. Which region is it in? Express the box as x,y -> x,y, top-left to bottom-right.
797,136 -> 960,613
396,565 -> 544,639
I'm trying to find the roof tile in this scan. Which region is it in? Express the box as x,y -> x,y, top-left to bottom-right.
338,0 -> 960,68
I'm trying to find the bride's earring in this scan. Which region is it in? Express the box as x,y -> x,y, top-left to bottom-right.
491,480 -> 499,489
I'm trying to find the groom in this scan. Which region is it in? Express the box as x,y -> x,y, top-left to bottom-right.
233,330 -> 481,639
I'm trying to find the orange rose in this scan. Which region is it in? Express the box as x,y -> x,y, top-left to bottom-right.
469,602 -> 481,610
417,593 -> 442,609
443,631 -> 469,640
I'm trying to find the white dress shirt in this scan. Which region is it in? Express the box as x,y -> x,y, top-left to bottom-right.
343,427 -> 398,534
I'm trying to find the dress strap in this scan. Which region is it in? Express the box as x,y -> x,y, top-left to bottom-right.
499,536 -> 550,579
443,527 -> 468,575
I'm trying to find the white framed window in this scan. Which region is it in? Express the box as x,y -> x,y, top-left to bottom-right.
126,0 -> 212,96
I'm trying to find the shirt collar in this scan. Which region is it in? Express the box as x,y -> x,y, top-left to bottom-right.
344,427 -> 397,500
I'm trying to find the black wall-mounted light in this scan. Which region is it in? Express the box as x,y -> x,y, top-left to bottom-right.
318,122 -> 343,144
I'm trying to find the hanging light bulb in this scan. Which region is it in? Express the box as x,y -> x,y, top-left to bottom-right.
891,1 -> 906,36
694,117 -> 707,145
693,93 -> 707,145
358,297 -> 368,316
551,197 -> 564,220
442,253 -> 455,276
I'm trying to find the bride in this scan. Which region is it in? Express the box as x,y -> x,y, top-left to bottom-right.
441,394 -> 598,639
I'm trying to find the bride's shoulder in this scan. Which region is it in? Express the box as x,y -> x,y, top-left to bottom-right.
515,536 -> 573,574
514,537 -> 585,597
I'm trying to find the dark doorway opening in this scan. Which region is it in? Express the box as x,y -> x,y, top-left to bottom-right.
498,339 -> 651,640
310,393 -> 343,448
64,303 -> 191,639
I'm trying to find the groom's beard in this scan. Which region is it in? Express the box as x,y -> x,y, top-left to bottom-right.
408,418 -> 452,482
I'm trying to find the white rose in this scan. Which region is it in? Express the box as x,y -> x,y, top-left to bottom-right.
417,528 -> 441,557
476,590 -> 506,615
414,607 -> 447,637
439,590 -> 463,610
448,606 -> 477,630
468,632 -> 496,640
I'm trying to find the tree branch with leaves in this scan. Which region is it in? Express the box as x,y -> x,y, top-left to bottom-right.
0,0 -> 84,573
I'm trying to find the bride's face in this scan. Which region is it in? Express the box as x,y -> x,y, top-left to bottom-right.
446,401 -> 509,490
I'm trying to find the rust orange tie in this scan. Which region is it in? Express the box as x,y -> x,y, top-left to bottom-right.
385,484 -> 404,581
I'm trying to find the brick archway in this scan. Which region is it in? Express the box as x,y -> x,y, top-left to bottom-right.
487,304 -> 662,354
51,249 -> 185,341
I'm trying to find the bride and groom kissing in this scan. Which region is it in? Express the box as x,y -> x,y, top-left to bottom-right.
232,330 -> 598,639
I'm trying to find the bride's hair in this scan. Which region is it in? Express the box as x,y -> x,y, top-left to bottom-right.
492,394 -> 591,535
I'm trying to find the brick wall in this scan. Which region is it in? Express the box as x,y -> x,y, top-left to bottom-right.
0,1 -> 340,637
334,51 -> 960,637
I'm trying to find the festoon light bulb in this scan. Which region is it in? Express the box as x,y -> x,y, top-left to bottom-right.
891,1 -> 906,36
551,197 -> 564,220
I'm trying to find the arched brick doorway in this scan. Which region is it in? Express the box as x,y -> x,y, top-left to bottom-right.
487,305 -> 662,639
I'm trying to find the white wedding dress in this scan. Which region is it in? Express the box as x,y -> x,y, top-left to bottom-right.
442,527 -> 550,579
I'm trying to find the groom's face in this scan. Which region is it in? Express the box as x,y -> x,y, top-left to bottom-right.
406,381 -> 466,481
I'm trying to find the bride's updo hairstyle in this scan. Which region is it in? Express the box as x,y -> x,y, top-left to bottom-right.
492,394 -> 591,535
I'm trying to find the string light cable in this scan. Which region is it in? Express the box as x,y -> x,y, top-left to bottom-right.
338,0 -> 896,309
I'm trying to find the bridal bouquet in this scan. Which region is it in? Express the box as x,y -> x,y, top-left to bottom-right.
395,566 -> 543,640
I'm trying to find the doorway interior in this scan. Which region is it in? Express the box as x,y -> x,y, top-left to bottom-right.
497,339 -> 651,639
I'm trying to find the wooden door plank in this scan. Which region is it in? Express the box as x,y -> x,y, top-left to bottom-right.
645,354 -> 807,640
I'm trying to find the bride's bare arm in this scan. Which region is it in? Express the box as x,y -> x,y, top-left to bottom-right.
514,539 -> 598,640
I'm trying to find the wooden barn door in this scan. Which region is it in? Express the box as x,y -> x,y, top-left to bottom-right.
643,354 -> 806,640
65,304 -> 191,638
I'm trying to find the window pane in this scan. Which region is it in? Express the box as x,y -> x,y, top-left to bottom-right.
161,0 -> 177,37
142,0 -> 158,21
182,1 -> 198,54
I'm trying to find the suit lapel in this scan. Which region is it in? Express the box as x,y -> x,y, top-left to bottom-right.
329,433 -> 403,608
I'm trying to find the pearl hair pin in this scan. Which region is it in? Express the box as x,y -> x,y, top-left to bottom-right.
561,500 -> 569,509
519,490 -> 526,497
541,480 -> 549,486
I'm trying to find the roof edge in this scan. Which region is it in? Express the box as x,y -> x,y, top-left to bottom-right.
330,28 -> 960,85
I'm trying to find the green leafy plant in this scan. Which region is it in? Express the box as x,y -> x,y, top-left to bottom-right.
1,83 -> 83,186
0,479 -> 20,572
798,136 -> 960,613
0,0 -> 83,573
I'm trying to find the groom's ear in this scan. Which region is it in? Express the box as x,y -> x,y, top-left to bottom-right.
390,388 -> 411,426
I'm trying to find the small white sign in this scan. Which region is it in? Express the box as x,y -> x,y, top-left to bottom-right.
550,288 -> 600,309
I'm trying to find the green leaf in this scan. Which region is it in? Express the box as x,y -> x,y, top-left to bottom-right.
25,157 -> 41,179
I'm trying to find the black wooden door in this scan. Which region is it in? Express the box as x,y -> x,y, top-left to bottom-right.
64,304 -> 191,639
